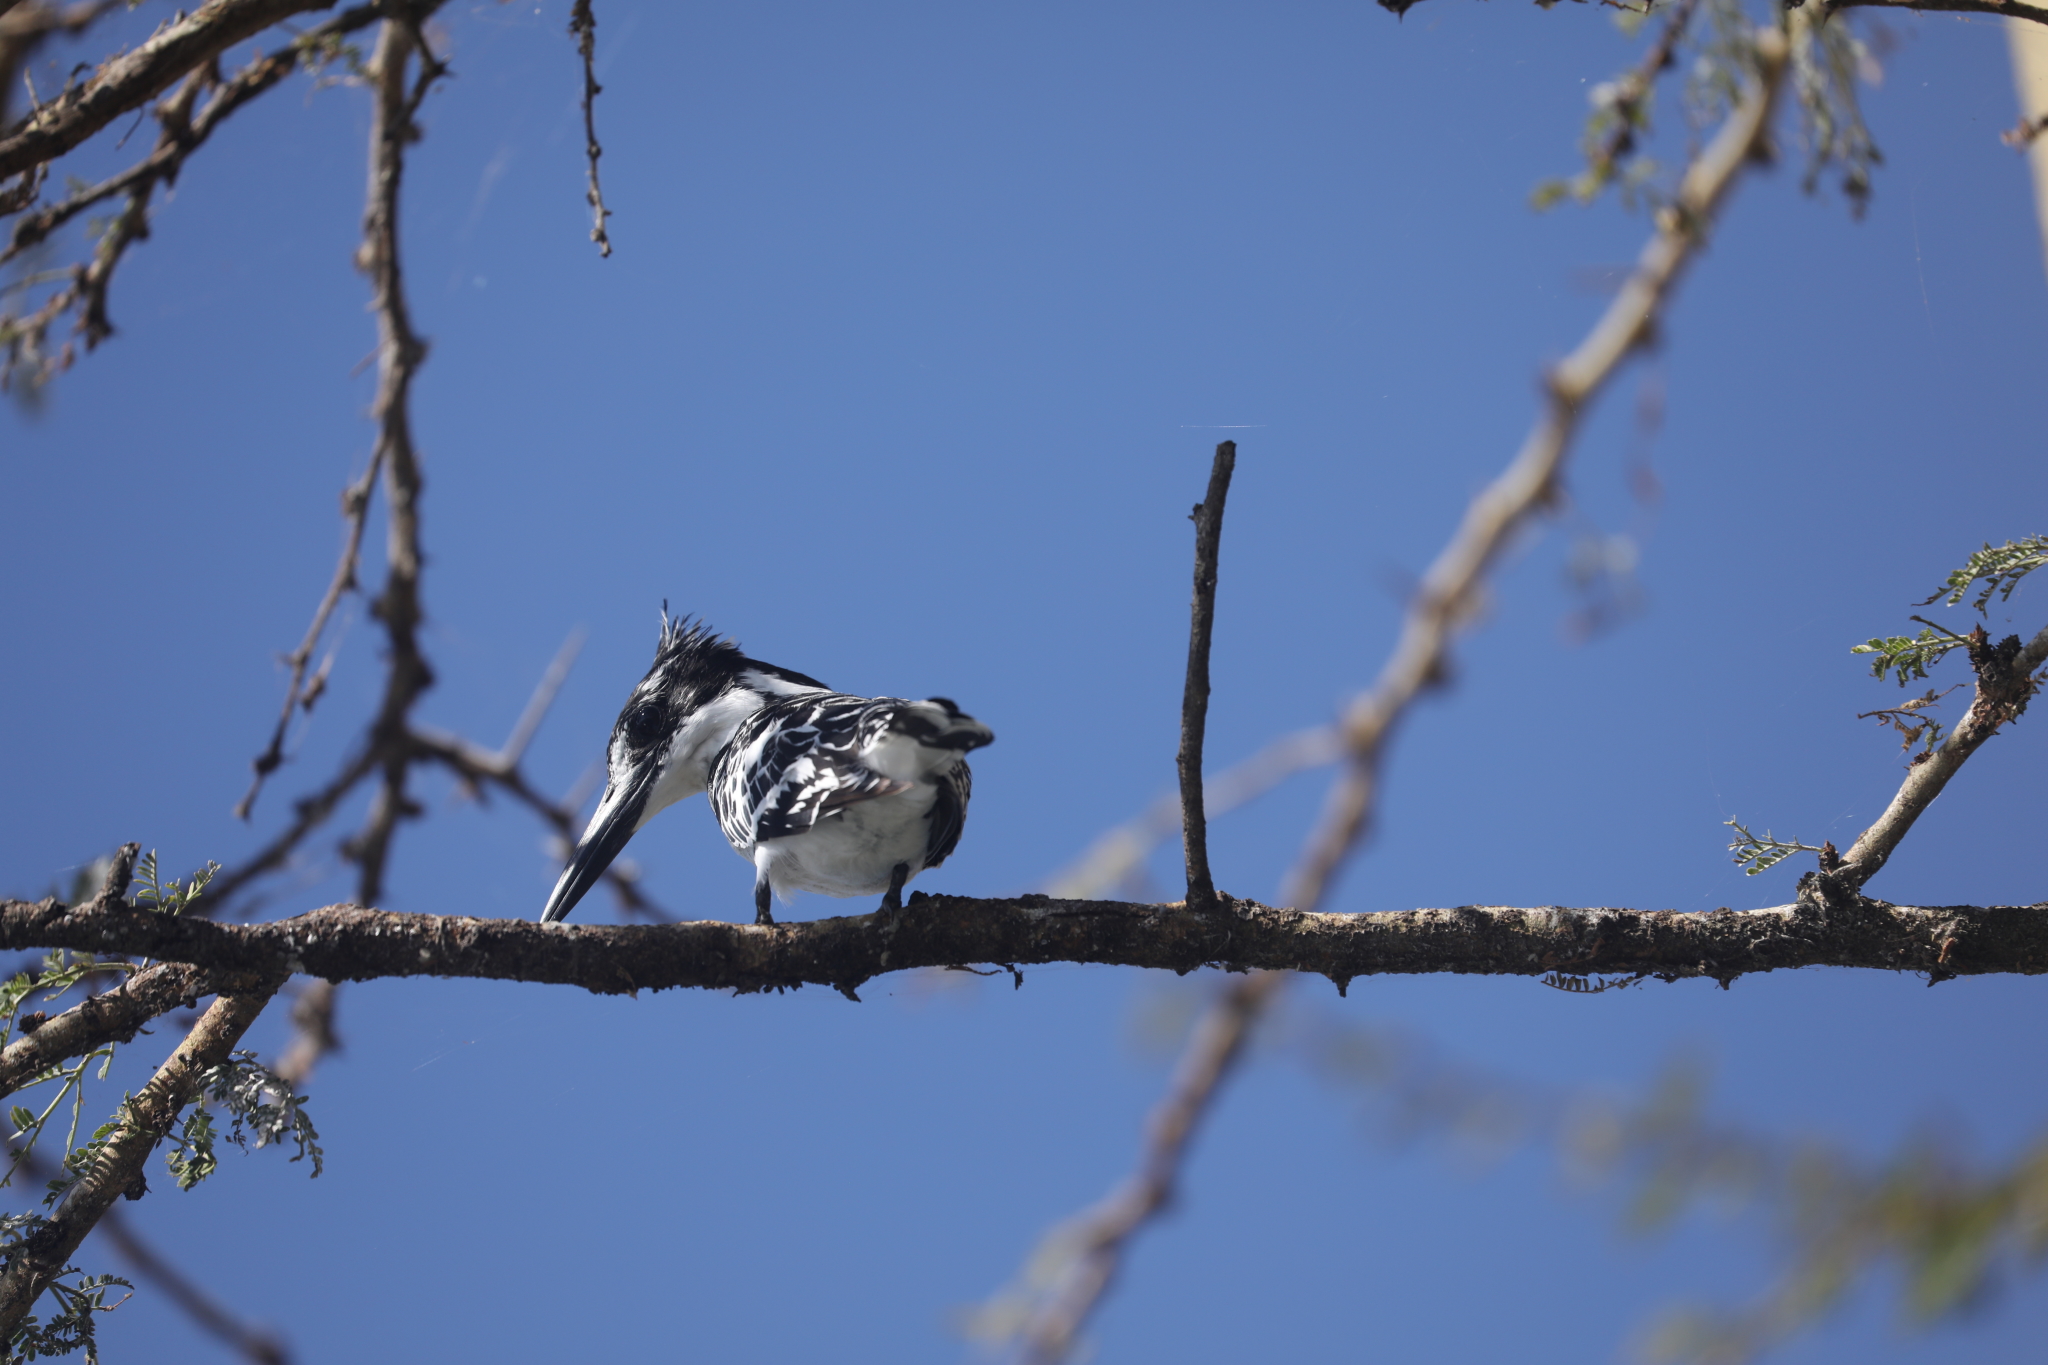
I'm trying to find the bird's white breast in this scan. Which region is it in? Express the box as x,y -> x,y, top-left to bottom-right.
751,785 -> 942,899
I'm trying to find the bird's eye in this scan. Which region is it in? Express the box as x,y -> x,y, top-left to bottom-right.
622,703 -> 664,747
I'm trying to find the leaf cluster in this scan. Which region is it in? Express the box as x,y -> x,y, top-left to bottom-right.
0,953 -> 132,1188
1722,820 -> 1825,876
1922,535 -> 2047,616
0,1215 -> 130,1365
1850,616 -> 1969,687
124,851 -> 217,917
165,1051 -> 322,1192
1537,0 -> 1884,218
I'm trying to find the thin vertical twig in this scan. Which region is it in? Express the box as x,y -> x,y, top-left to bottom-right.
568,0 -> 612,257
346,13 -> 446,907
1177,441 -> 1235,912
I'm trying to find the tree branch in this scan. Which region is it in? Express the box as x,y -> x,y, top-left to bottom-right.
1826,0 -> 2048,28
1290,25 -> 1789,915
93,1205 -> 289,1365
1839,622 -> 2047,890
0,980 -> 280,1341
0,961 -> 234,1102
998,36 -> 1793,1355
993,970 -> 1277,1364
0,891 -> 2042,996
567,0 -> 611,257
1177,441 -> 1235,913
0,0 -> 341,183
1047,725 -> 1341,900
344,12 -> 445,907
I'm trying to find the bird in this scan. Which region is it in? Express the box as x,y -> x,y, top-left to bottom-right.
539,613 -> 993,926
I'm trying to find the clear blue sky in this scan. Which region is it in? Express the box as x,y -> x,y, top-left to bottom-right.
2,1 -> 2044,1361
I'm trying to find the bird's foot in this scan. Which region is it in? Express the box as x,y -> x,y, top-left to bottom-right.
754,879 -> 776,927
879,862 -> 911,916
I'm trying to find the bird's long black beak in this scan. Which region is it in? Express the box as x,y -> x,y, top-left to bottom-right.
540,773 -> 651,924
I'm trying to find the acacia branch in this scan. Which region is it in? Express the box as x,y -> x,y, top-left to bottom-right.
93,1205 -> 289,1365
1001,968 -> 1279,1363
1825,0 -> 2048,26
0,961 -> 236,1102
0,0 -> 341,183
1177,442 -> 1235,912
1004,33 -> 1794,1358
1047,725 -> 1342,900
1291,26 -> 1788,915
1839,622 -> 2047,890
0,891 -> 2042,996
567,0 -> 611,256
343,12 -> 444,907
0,980 -> 280,1341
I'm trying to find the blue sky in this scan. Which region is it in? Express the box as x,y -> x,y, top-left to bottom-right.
2,1 -> 2045,1361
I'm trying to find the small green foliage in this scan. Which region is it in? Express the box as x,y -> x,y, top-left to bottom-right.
164,1110 -> 217,1192
126,850 -> 218,917
1850,618 -> 1969,687
1924,535 -> 2048,615
1724,820 -> 1825,876
0,1214 -> 132,1365
0,950 -> 131,1186
165,1051 -> 323,1190
40,1111 -> 127,1211
294,31 -> 367,79
1541,0 -> 1883,219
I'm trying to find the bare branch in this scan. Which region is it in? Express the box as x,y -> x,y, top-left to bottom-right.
995,971 -> 1280,1364
567,0 -> 611,257
1290,26 -> 1789,916
1827,0 -> 2048,28
1177,441 -> 1235,913
1002,35 -> 1795,1357
0,0 -> 342,183
0,980 -> 281,1340
1047,725 -> 1341,900
344,12 -> 446,907
269,978 -> 336,1088
93,1206 -> 289,1365
1839,623 -> 2047,890
235,450 -> 382,819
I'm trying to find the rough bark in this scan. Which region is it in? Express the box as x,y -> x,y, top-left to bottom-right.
0,961 -> 243,1101
0,892 -> 2039,999
0,0 -> 340,182
0,984 -> 278,1340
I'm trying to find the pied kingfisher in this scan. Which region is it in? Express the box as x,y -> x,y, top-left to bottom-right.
540,614 -> 994,926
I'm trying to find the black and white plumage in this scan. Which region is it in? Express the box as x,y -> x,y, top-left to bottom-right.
539,614 -> 993,926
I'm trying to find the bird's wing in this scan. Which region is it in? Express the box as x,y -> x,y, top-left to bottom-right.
921,760 -> 972,869
714,696 -> 912,848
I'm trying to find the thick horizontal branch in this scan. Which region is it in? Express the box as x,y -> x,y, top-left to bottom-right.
0,891 -> 2041,998
1827,0 -> 2048,27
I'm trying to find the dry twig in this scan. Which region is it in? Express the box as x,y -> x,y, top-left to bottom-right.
568,0 -> 612,256
1177,442 -> 1235,912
